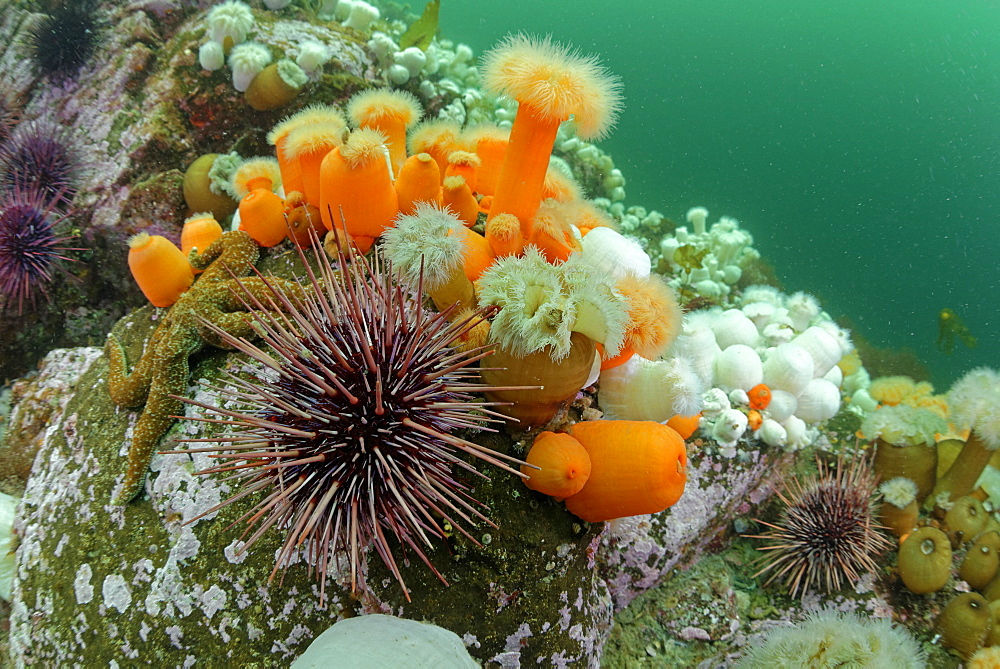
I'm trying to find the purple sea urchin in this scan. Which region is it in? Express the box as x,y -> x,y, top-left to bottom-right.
170,236 -> 530,603
0,121 -> 77,203
746,455 -> 891,597
0,187 -> 78,313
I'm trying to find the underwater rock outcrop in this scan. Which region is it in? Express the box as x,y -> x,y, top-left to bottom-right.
8,322 -> 613,665
7,338 -> 798,664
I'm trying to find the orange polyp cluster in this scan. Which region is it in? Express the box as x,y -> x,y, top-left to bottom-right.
128,232 -> 194,307
250,35 -> 621,269
522,420 -> 688,523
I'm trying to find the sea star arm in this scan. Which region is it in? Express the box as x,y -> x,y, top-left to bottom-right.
112,338 -> 199,504
105,326 -> 168,408
191,230 -> 259,280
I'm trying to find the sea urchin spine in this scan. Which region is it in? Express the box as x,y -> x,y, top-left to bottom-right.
746,455 -> 892,597
168,233 -> 531,603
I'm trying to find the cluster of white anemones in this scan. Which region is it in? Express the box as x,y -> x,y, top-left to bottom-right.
658,207 -> 759,303
596,281 -> 864,453
692,287 -> 856,451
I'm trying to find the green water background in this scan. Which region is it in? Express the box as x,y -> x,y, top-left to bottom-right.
432,0 -> 999,390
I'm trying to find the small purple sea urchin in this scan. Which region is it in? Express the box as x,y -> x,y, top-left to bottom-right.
0,187 -> 78,313
0,121 -> 78,203
746,455 -> 891,597
170,235 -> 529,603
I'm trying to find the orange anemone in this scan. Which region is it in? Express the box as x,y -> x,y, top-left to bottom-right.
480,34 -> 622,235
747,383 -> 772,410
128,233 -> 194,307
180,213 -> 223,271
563,420 -> 687,523
441,175 -> 479,227
319,129 -> 399,253
395,153 -> 442,215
347,88 -> 422,176
521,431 -> 592,500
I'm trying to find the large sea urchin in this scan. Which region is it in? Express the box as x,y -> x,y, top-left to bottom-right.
171,235 -> 529,603
747,455 -> 891,597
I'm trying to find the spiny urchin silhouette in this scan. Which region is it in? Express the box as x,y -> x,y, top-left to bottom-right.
0,187 -> 79,313
746,455 -> 892,597
27,0 -> 104,79
170,235 -> 529,603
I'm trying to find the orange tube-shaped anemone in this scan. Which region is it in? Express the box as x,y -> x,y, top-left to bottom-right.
395,153 -> 442,215
230,157 -> 282,200
481,34 -> 622,234
484,212 -> 524,258
347,88 -> 422,176
442,175 -> 479,227
181,213 -> 223,272
285,119 -> 347,208
408,119 -> 463,182
128,233 -> 194,308
521,431 -> 592,500
468,124 -> 509,197
268,105 -> 347,200
238,188 -> 287,247
319,129 -> 399,254
563,420 -> 687,523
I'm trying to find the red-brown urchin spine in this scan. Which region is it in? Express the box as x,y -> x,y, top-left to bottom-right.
166,231 -> 533,604
745,455 -> 892,597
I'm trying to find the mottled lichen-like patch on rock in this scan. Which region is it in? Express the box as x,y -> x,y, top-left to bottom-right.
0,347 -> 102,496
599,443 -> 796,611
